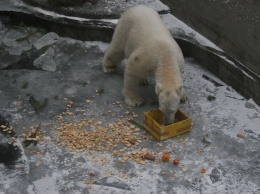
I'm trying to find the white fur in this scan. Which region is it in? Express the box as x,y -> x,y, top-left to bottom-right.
103,5 -> 185,123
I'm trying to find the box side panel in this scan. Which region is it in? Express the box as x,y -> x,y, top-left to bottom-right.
144,124 -> 162,141
144,109 -> 192,141
147,110 -> 164,125
144,113 -> 162,141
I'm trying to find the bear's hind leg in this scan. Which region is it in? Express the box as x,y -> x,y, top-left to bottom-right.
103,45 -> 124,73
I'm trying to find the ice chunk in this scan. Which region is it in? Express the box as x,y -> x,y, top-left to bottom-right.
33,32 -> 59,50
2,29 -> 32,55
33,48 -> 57,71
3,29 -> 27,47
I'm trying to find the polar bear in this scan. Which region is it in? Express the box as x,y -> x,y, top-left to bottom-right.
103,5 -> 186,124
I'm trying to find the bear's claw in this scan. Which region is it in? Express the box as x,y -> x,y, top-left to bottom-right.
103,66 -> 117,73
125,97 -> 144,106
139,78 -> 148,86
181,93 -> 188,103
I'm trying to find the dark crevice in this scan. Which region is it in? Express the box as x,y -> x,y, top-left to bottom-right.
0,114 -> 21,167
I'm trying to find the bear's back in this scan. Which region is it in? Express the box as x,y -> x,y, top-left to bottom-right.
121,5 -> 170,39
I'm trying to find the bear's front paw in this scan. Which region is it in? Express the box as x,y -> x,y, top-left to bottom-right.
125,96 -> 144,106
103,66 -> 117,73
181,93 -> 188,103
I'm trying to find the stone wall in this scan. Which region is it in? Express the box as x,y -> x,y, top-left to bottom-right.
161,0 -> 260,75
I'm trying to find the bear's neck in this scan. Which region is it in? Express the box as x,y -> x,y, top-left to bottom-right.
155,61 -> 182,89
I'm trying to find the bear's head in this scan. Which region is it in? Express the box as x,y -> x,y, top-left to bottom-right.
155,83 -> 183,125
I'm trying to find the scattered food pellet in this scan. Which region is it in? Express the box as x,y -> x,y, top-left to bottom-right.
128,136 -> 137,144
144,151 -> 155,161
182,167 -> 188,172
237,132 -> 245,138
161,171 -> 167,175
134,128 -> 140,132
179,138 -> 185,142
85,185 -> 92,189
35,162 -> 42,167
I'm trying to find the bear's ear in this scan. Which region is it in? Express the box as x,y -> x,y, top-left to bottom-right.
155,83 -> 163,94
176,86 -> 183,96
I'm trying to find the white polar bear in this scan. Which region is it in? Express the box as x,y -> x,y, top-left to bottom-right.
103,5 -> 186,124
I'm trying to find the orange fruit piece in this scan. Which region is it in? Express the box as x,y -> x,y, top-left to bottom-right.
201,168 -> 207,174
162,153 -> 170,162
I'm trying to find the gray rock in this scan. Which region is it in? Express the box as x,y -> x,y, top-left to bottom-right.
33,32 -> 59,50
33,47 -> 57,71
2,29 -> 27,47
3,29 -> 32,55
247,112 -> 258,119
245,98 -> 257,109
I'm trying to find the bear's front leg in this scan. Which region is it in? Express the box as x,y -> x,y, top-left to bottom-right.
123,73 -> 144,106
103,56 -> 118,73
103,45 -> 124,73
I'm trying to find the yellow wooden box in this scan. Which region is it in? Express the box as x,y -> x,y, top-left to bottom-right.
143,109 -> 192,141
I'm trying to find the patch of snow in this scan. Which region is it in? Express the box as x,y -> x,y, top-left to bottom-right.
184,59 -> 260,140
29,172 -> 62,194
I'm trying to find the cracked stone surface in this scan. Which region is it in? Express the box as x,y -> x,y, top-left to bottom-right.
1,2 -> 260,194
21,0 -> 170,19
